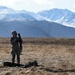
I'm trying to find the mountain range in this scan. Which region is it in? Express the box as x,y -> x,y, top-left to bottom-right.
0,6 -> 50,21
38,8 -> 75,28
0,6 -> 75,38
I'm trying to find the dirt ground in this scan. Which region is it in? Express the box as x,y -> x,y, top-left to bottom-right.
0,38 -> 75,75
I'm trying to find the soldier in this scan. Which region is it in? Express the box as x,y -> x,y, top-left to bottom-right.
10,31 -> 23,64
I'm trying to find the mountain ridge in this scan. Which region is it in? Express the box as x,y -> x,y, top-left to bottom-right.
0,20 -> 75,38
38,8 -> 75,28
0,6 -> 50,21
0,6 -> 75,37
0,6 -> 75,27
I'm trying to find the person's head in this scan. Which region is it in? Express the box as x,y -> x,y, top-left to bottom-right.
12,31 -> 17,37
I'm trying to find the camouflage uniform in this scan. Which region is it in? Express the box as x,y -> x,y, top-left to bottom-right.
10,31 -> 21,64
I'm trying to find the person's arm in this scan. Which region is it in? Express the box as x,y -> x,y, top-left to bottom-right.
10,37 -> 17,45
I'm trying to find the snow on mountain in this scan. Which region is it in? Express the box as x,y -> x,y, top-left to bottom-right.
38,8 -> 75,28
0,6 -> 50,21
27,12 -> 51,21
0,7 -> 36,21
0,6 -> 75,27
0,6 -> 75,38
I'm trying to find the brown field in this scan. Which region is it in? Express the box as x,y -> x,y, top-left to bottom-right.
0,38 -> 75,75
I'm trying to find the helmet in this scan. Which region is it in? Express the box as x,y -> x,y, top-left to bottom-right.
12,30 -> 17,35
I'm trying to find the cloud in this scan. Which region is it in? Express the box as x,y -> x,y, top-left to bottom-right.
0,0 -> 26,7
33,0 -> 52,5
0,0 -> 15,6
0,0 -> 54,12
72,4 -> 75,12
0,0 -> 29,10
73,4 -> 75,8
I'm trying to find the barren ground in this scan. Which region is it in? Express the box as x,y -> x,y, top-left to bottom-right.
0,38 -> 75,75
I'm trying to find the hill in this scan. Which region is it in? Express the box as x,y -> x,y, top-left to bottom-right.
0,21 -> 75,38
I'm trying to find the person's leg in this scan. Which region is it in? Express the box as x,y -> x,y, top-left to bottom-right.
17,54 -> 20,64
12,52 -> 15,64
16,50 -> 20,64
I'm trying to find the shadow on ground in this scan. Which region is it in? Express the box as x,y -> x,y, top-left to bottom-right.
3,61 -> 75,73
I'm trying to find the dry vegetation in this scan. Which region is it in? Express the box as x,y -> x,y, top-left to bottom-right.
0,38 -> 75,75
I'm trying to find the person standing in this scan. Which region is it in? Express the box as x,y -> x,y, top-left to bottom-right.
10,31 -> 23,64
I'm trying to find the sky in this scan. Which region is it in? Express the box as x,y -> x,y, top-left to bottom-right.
0,0 -> 75,12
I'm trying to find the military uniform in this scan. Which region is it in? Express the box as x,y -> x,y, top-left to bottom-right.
10,31 -> 21,64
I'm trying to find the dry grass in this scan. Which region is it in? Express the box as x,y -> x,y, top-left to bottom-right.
0,38 -> 75,75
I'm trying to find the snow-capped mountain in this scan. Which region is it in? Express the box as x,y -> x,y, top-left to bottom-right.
38,8 -> 75,28
0,6 -> 50,21
0,6 -> 35,21
0,6 -> 75,28
0,6 -> 75,38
